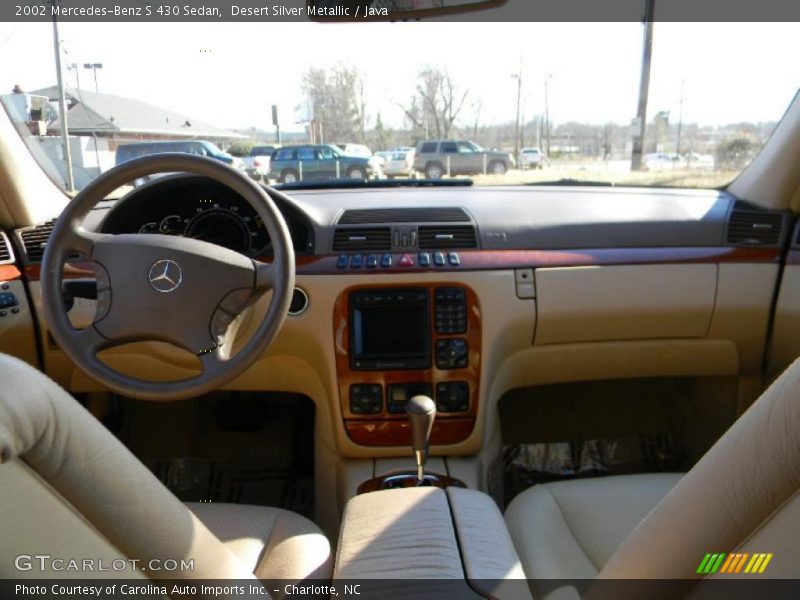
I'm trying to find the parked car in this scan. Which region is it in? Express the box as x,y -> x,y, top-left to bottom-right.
375,150 -> 395,165
520,147 -> 544,169
413,139 -> 514,178
115,140 -> 242,168
269,144 -> 381,183
242,144 -> 280,181
115,140 -> 243,186
383,149 -> 416,178
336,142 -> 386,170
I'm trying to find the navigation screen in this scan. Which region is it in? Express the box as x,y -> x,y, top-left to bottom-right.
349,289 -> 431,370
354,304 -> 427,357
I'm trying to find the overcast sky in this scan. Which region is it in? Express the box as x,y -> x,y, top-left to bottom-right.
1,22 -> 798,132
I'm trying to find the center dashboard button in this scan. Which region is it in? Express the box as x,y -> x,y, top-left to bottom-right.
398,254 -> 414,267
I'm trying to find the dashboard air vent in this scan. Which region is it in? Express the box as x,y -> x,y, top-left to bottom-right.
0,232 -> 13,264
19,219 -> 58,262
333,227 -> 392,252
338,207 -> 470,224
418,225 -> 477,249
726,208 -> 784,246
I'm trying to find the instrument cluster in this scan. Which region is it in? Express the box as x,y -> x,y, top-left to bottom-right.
101,177 -> 312,256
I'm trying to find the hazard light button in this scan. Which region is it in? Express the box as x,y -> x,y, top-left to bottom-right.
398,254 -> 415,267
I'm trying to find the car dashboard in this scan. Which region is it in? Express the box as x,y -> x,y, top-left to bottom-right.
4,176 -> 795,461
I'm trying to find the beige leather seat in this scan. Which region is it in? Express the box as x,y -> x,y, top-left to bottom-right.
0,354 -> 331,583
506,358 -> 800,586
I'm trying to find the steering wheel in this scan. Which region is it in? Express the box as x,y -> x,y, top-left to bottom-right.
41,154 -> 295,401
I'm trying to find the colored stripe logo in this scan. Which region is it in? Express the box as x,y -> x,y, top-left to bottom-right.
697,552 -> 773,574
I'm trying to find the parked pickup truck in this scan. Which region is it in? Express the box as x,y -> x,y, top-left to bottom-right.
242,144 -> 280,181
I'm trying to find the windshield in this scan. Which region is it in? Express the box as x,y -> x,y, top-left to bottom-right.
1,21 -> 798,192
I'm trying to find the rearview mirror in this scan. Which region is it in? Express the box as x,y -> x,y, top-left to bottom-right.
308,0 -> 506,20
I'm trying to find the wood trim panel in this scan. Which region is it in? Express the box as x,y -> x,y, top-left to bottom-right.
25,262 -> 97,280
357,472 -> 467,494
0,264 -> 22,281
786,250 -> 800,265
334,283 -> 481,447
296,247 -> 780,275
22,247 -> 779,281
345,418 -> 476,448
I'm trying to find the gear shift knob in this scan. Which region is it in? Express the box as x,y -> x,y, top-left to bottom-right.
406,395 -> 436,482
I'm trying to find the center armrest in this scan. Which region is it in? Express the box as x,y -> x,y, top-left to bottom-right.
334,487 -> 463,579
334,487 -> 531,599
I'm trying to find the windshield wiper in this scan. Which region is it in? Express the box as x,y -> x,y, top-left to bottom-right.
272,178 -> 474,191
526,178 -> 615,187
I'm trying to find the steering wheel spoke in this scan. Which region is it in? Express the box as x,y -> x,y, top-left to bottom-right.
254,260 -> 276,292
66,226 -> 104,257
198,346 -> 230,375
67,325 -> 114,358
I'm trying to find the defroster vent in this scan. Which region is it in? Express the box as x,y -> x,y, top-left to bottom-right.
338,207 -> 470,224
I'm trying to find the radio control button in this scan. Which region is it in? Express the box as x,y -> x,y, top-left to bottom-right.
350,383 -> 382,415
436,381 -> 470,413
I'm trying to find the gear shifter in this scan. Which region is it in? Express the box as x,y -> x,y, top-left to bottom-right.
406,395 -> 436,483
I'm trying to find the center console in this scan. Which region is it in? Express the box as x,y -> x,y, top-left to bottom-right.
333,283 -> 481,447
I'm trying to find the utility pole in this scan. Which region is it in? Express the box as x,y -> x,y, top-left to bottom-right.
51,7 -> 75,193
631,0 -> 655,171
544,74 -> 552,156
272,104 -> 281,144
675,77 -> 685,161
512,58 -> 522,165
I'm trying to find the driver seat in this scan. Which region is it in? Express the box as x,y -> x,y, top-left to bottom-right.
0,354 -> 331,582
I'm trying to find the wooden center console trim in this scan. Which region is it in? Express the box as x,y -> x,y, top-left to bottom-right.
333,283 -> 481,447
345,418 -> 476,447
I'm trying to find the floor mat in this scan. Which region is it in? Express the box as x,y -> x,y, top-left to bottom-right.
146,457 -> 314,517
501,433 -> 684,507
117,392 -> 316,518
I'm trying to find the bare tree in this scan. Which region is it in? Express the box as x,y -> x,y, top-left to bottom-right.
402,66 -> 468,140
302,64 -> 368,144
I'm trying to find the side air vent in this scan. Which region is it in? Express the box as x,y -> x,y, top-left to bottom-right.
418,225 -> 477,249
0,232 -> 13,264
726,207 -> 785,246
338,207 -> 470,224
332,227 -> 392,252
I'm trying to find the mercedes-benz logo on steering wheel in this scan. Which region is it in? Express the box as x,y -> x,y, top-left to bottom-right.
148,259 -> 183,293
